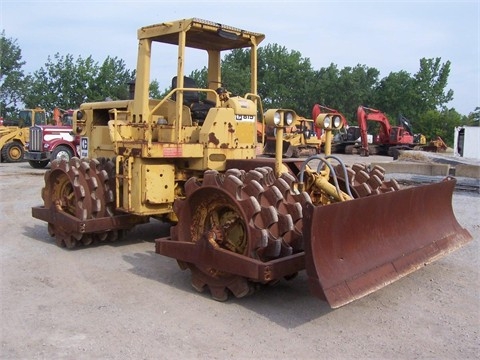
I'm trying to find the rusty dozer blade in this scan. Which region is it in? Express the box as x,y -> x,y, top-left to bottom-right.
303,178 -> 472,308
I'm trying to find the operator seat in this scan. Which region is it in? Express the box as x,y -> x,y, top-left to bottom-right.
171,76 -> 215,123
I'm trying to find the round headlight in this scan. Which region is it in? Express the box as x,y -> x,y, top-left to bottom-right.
323,116 -> 331,129
273,111 -> 281,125
285,112 -> 294,126
333,115 -> 342,128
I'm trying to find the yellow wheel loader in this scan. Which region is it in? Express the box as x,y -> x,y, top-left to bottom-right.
262,116 -> 321,158
0,108 -> 47,162
31,18 -> 472,308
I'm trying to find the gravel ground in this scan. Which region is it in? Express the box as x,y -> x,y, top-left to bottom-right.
1,157 -> 479,360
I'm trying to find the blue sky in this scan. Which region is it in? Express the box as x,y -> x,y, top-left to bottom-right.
1,0 -> 478,115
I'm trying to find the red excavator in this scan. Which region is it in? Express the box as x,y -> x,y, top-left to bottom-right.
357,106 -> 418,157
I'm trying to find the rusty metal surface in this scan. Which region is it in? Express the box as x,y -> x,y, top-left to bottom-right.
155,162 -> 470,307
302,178 -> 473,308
226,158 -> 304,176
32,205 -> 147,234
34,157 -> 146,248
155,238 -> 305,282
156,167 -> 307,300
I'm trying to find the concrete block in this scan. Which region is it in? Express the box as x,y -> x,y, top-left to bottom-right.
371,161 -> 450,176
455,164 -> 480,179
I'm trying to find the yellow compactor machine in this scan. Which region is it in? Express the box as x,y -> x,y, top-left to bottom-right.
32,18 -> 472,308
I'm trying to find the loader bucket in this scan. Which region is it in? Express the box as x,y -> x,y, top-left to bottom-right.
263,139 -> 295,157
303,178 -> 472,308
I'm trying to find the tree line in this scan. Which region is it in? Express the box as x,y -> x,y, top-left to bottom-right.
1,32 -> 478,146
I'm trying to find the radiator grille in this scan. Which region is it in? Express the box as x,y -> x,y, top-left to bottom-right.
29,127 -> 43,151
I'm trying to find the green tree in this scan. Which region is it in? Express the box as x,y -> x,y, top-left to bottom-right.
466,107 -> 480,126
24,53 -> 134,112
413,57 -> 453,113
205,45 -> 319,116
220,48 -> 252,95
26,53 -> 80,110
0,31 -> 28,119
415,108 -> 463,145
256,44 -> 318,116
313,64 -> 380,123
187,68 -> 208,92
338,65 -> 379,121
369,58 -> 454,136
94,56 -> 135,101
149,79 -> 162,99
312,63 -> 341,108
375,70 -> 416,118
186,45 -> 319,117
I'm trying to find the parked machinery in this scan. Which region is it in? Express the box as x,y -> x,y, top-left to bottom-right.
25,109 -> 79,168
311,104 -> 364,154
356,106 -> 424,156
31,18 -> 471,308
262,115 -> 321,157
0,108 -> 47,162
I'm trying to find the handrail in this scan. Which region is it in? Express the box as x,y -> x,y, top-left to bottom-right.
245,93 -> 264,147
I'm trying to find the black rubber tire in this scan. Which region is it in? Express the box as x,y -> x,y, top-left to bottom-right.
51,145 -> 74,162
28,160 -> 49,169
1,142 -> 24,162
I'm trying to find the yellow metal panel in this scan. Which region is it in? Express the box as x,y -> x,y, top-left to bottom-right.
199,108 -> 236,145
157,126 -> 176,143
167,102 -> 192,126
91,126 -> 115,158
183,126 -> 200,143
236,122 -> 256,145
108,120 -> 133,142
225,97 -> 256,116
143,163 -> 175,204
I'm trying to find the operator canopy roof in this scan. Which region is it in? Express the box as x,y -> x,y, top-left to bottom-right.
138,18 -> 265,51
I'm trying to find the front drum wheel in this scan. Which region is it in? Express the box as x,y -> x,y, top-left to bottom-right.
170,168 -> 308,301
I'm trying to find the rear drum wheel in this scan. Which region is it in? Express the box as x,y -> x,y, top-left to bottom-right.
42,158 -> 93,248
42,157 -> 119,248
